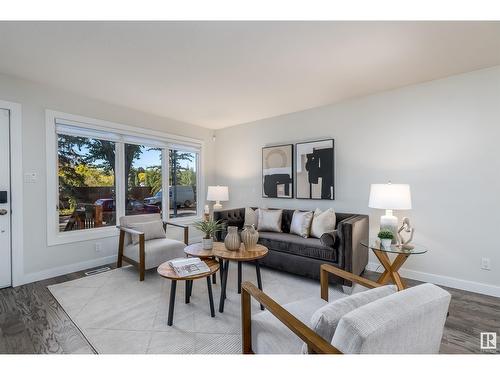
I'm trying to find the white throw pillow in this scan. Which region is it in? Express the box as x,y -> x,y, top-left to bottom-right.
257,209 -> 283,233
302,285 -> 397,353
310,208 -> 336,238
289,210 -> 313,238
244,207 -> 259,228
129,220 -> 166,245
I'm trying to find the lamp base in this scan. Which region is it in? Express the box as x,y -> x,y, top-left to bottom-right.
380,209 -> 398,244
213,201 -> 222,210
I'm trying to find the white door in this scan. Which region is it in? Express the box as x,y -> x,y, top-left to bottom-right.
0,108 -> 11,288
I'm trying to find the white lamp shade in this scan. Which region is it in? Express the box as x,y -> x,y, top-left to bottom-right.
207,186 -> 229,202
368,183 -> 412,210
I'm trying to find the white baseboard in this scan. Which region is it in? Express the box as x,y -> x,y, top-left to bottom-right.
16,255 -> 117,286
366,262 -> 500,298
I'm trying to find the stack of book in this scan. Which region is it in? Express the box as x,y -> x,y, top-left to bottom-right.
168,257 -> 210,277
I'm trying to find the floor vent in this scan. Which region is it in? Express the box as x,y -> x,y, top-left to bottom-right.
85,267 -> 111,276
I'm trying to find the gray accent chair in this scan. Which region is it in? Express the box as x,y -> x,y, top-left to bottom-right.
214,208 -> 369,286
117,213 -> 188,280
241,265 -> 451,354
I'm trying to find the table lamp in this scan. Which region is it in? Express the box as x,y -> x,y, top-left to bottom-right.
207,185 -> 229,210
368,183 -> 412,240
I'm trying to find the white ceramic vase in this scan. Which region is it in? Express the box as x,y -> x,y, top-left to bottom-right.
381,239 -> 392,249
202,237 -> 213,250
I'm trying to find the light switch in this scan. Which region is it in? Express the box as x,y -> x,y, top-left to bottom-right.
24,172 -> 37,183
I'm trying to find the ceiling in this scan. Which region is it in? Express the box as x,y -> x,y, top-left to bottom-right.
1,21 -> 500,129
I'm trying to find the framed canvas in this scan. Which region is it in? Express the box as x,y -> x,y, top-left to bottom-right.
295,139 -> 335,200
262,144 -> 294,198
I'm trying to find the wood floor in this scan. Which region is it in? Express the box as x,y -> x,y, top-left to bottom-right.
0,265 -> 498,354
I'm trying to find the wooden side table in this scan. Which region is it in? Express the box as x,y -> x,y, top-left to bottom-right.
184,242 -> 221,284
157,259 -> 220,326
361,241 -> 427,291
212,242 -> 269,313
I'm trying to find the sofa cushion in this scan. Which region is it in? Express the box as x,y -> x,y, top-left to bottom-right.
290,210 -> 313,238
120,213 -> 162,245
301,284 -> 397,353
129,220 -> 166,245
244,207 -> 259,228
124,238 -> 185,270
258,209 -> 283,232
310,208 -> 336,238
258,232 -> 338,262
332,284 -> 451,354
252,297 -> 328,354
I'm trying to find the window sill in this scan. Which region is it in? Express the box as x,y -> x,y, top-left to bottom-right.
48,226 -> 118,246
166,215 -> 202,226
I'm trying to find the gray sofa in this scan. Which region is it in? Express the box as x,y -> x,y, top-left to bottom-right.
213,208 -> 369,286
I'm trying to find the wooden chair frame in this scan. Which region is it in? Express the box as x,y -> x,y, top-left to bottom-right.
241,264 -> 383,354
117,221 -> 189,281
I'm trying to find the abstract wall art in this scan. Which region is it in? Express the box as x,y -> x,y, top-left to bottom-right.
262,144 -> 294,198
296,139 -> 335,200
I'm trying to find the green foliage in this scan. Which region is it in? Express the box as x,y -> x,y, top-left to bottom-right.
178,168 -> 196,186
169,150 -> 195,186
193,219 -> 226,239
145,166 -> 162,194
377,229 -> 394,240
74,164 -> 114,186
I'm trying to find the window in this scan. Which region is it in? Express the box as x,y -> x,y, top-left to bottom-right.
125,144 -> 162,216
47,111 -> 203,245
58,134 -> 116,232
169,149 -> 198,219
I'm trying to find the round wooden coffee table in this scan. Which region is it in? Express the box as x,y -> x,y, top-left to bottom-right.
211,242 -> 269,313
157,258 -> 220,326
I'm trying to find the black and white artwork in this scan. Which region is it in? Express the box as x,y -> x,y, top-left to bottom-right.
296,139 -> 335,200
262,144 -> 293,198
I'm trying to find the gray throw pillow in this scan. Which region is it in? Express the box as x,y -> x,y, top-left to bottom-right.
129,220 -> 166,245
257,209 -> 283,232
301,285 -> 397,353
290,210 -> 313,238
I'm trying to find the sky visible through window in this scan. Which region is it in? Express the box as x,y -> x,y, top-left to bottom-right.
67,143 -> 195,171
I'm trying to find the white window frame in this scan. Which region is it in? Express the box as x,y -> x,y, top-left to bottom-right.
46,110 -> 204,246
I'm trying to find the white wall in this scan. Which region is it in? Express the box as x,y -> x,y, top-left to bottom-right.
214,66 -> 500,296
0,73 -> 215,285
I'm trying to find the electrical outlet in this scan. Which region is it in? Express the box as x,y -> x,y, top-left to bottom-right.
95,242 -> 102,253
481,257 -> 491,271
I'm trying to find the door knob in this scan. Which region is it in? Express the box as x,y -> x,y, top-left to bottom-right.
0,209 -> 7,215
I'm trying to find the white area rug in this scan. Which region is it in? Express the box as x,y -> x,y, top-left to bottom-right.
48,263 -> 345,354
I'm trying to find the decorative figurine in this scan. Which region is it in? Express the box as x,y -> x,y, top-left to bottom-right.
397,217 -> 415,250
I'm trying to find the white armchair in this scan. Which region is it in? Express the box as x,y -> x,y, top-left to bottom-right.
117,213 -> 188,281
242,265 -> 451,354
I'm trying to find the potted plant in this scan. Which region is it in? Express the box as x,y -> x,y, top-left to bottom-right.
377,229 -> 394,249
193,219 -> 226,250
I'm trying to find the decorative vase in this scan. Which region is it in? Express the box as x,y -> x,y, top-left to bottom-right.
241,224 -> 259,250
202,237 -> 213,250
381,239 -> 392,249
224,226 -> 241,251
